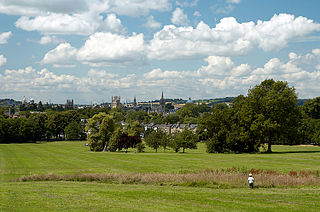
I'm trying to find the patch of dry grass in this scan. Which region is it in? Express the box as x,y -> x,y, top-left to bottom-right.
16,168 -> 320,188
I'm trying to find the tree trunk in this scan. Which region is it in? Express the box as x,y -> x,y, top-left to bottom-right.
267,142 -> 272,153
103,141 -> 108,152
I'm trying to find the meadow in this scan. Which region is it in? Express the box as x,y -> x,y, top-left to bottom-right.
1,141 -> 320,211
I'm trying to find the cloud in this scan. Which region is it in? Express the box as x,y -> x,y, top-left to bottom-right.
148,14 -> 320,60
77,32 -> 146,66
0,55 -> 6,66
142,49 -> 320,98
176,0 -> 198,7
0,31 -> 12,44
226,0 -> 241,4
41,43 -> 78,67
99,13 -> 125,34
2,48 -> 320,103
144,16 -> 162,29
11,0 -> 165,35
0,0 -> 171,17
15,13 -> 99,35
0,0 -> 88,16
107,0 -> 171,17
39,35 -> 64,45
41,32 -> 146,67
171,8 -> 189,26
193,11 -> 201,17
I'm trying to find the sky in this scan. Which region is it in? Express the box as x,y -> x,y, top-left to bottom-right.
0,0 -> 320,104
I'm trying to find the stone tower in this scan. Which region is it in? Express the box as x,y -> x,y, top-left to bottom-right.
111,96 -> 121,108
159,91 -> 165,112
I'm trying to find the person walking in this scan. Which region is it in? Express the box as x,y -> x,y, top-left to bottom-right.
248,173 -> 254,189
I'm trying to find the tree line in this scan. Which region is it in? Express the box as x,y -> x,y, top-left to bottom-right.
1,79 -> 320,153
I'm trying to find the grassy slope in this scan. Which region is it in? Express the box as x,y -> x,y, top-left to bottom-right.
1,142 -> 320,211
1,182 -> 320,212
1,141 -> 320,182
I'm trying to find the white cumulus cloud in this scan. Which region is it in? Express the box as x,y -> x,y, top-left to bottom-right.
41,43 -> 78,67
0,31 -> 12,44
39,35 -> 64,45
144,16 -> 162,29
100,13 -> 125,34
148,14 -> 320,60
0,54 -> 7,66
171,8 -> 189,26
77,32 -> 146,66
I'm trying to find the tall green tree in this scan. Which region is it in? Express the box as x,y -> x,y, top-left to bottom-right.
85,113 -> 115,151
245,79 -> 300,152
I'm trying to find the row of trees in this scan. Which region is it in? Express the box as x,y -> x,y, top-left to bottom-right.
85,112 -> 199,153
1,79 -> 320,153
0,111 -> 86,143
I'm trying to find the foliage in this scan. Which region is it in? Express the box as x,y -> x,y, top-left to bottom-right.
125,110 -> 148,123
144,129 -> 166,152
64,121 -> 86,141
302,97 -> 320,119
85,113 -> 115,151
202,79 -> 300,153
136,142 -> 146,152
110,130 -> 142,152
170,128 -> 198,153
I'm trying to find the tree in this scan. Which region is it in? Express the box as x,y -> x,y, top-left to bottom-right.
163,114 -> 180,124
21,113 -> 48,142
85,113 -> 115,151
170,128 -> 198,153
200,108 -> 231,153
245,79 -> 300,152
64,121 -> 86,141
144,129 -> 163,152
302,97 -> 320,119
125,121 -> 143,137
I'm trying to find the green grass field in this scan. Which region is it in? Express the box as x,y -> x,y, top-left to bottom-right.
1,182 -> 320,212
1,141 -> 320,211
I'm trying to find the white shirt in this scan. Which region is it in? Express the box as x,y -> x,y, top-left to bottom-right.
248,176 -> 254,183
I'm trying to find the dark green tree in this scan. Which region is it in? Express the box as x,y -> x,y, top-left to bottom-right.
302,97 -> 320,119
65,121 -> 86,141
245,79 -> 300,152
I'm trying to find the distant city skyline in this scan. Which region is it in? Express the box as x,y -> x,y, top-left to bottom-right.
0,0 -> 320,104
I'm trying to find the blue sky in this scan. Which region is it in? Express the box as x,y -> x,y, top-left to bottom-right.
0,0 -> 320,104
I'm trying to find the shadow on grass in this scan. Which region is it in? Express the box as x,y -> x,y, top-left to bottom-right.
262,150 -> 320,154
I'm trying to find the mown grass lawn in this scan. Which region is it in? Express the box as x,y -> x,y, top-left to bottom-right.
1,141 -> 320,182
1,181 -> 320,212
1,142 -> 320,211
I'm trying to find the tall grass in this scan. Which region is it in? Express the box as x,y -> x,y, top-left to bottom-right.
17,168 -> 320,188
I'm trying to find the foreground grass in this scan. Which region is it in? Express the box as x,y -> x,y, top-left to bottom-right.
1,141 -> 320,182
1,181 -> 320,211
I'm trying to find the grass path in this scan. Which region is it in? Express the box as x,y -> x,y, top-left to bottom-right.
1,142 -> 320,182
1,181 -> 320,211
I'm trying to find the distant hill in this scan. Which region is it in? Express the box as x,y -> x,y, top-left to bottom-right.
0,99 -> 22,107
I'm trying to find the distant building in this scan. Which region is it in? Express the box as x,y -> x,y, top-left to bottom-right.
186,98 -> 194,104
111,96 -> 121,108
159,91 -> 165,112
66,99 -> 74,109
29,98 -> 35,104
133,96 -> 137,108
22,96 -> 27,105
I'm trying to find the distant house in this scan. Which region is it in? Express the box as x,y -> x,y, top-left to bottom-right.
144,123 -> 198,135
